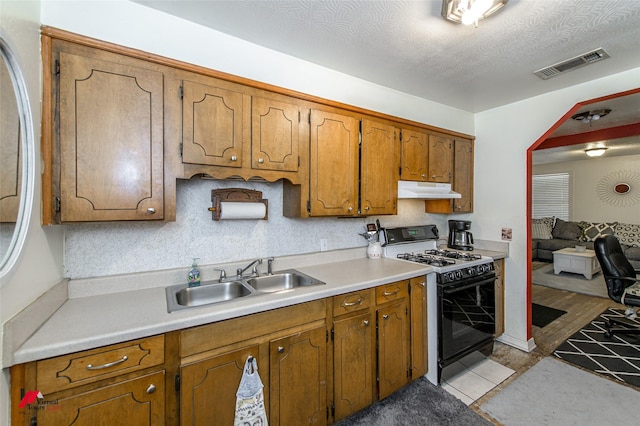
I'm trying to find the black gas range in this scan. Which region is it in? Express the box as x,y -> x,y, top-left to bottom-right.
382,225 -> 497,384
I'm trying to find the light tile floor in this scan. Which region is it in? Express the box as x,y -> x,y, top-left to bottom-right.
441,352 -> 515,405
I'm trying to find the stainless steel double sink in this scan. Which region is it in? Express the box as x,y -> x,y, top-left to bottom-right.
165,269 -> 325,312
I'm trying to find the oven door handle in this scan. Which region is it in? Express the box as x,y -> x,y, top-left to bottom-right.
441,276 -> 495,294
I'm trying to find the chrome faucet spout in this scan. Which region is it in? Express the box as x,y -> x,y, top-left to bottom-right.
237,258 -> 263,278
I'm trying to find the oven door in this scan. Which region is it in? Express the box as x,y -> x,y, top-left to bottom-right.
438,274 -> 496,365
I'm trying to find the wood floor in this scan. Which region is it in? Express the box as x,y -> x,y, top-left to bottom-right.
471,284 -> 626,424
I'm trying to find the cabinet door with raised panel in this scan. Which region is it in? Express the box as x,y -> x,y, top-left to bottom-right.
182,79 -> 248,168
180,345 -> 259,426
360,119 -> 399,216
59,52 -> 164,221
453,138 -> 474,213
400,128 -> 429,181
428,133 -> 453,183
377,301 -> 410,400
252,96 -> 300,172
410,276 -> 428,379
270,326 -> 327,425
333,311 -> 375,421
309,109 -> 359,216
36,371 -> 165,425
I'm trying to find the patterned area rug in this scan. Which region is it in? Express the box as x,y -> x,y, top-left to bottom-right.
553,308 -> 640,387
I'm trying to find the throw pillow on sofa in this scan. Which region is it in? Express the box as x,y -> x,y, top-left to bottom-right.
532,217 -> 554,240
552,218 -> 582,240
580,221 -> 618,242
616,223 -> 640,248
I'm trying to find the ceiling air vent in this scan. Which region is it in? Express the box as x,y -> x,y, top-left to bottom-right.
534,48 -> 610,80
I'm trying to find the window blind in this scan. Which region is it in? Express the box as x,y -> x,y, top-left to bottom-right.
532,172 -> 570,220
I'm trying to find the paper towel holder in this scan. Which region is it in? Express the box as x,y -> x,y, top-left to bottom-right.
209,188 -> 268,221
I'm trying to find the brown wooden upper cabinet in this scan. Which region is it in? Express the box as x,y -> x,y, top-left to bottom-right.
360,119 -> 399,216
182,79 -> 247,168
307,108 -> 360,216
55,49 -> 165,222
425,137 -> 474,214
252,96 -> 301,173
180,76 -> 303,183
428,133 -> 453,183
285,110 -> 398,217
399,127 -> 429,182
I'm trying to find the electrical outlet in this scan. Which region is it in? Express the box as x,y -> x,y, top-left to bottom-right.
320,238 -> 328,251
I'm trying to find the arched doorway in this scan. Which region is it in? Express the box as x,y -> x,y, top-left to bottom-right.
526,88 -> 640,343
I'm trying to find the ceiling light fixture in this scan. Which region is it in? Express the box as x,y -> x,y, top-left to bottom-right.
585,147 -> 608,157
571,108 -> 612,124
441,0 -> 508,27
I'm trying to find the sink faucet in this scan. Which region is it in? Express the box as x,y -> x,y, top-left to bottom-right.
267,257 -> 274,275
237,258 -> 262,278
213,268 -> 227,282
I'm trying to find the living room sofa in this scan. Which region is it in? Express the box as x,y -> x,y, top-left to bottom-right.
532,218 -> 640,269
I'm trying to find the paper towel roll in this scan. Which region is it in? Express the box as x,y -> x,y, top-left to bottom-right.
219,202 -> 267,220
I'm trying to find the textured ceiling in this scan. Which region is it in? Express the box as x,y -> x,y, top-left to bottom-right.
134,0 -> 640,113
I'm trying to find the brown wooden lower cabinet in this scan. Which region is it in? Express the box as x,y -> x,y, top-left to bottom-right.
180,345 -> 259,426
270,327 -> 327,425
11,278 -> 431,425
35,371 -> 165,426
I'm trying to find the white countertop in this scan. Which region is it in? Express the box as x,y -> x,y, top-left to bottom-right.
7,254 -> 432,365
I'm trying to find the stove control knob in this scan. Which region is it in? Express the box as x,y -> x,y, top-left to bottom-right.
467,268 -> 476,276
456,270 -> 463,280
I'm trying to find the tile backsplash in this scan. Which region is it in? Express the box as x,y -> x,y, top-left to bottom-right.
64,178 -> 447,279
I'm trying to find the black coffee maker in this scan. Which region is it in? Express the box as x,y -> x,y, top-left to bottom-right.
448,220 -> 474,251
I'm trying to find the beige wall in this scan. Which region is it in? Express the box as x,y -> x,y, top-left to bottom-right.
534,154 -> 640,224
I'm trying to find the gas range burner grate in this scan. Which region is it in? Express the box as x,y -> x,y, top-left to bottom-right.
425,249 -> 482,261
396,253 -> 457,267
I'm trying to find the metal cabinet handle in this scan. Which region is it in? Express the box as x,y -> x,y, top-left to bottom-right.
146,384 -> 156,394
258,158 -> 264,163
383,314 -> 389,320
86,355 -> 128,370
278,346 -> 285,353
347,206 -> 353,212
419,281 -> 426,287
342,297 -> 363,307
421,173 -> 426,178
147,207 -> 155,214
364,206 -> 370,211
363,320 -> 369,326
383,289 -> 400,296
231,155 -> 238,161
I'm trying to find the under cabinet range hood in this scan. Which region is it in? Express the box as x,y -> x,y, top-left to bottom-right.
397,181 -> 462,200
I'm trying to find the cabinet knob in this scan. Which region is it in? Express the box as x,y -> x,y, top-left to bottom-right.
231,155 -> 238,161
347,206 -> 353,212
431,175 -> 436,178
364,206 -> 370,211
146,384 -> 156,394
421,174 -> 426,178
278,346 -> 285,353
147,207 -> 155,214
363,320 -> 369,326
383,314 -> 389,320
258,158 -> 264,163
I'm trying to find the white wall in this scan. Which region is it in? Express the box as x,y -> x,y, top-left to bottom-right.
534,154 -> 640,225
0,1 -> 64,424
474,69 -> 640,350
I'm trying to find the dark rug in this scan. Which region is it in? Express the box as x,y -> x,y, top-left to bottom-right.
334,377 -> 492,426
532,303 -> 567,327
553,308 -> 640,388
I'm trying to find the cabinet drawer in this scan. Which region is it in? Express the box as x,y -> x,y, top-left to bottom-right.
375,280 -> 408,305
36,335 -> 164,394
333,289 -> 373,317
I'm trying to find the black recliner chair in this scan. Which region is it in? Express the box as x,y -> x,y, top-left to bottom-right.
594,235 -> 640,338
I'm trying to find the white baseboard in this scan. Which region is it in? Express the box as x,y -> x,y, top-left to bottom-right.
497,334 -> 537,352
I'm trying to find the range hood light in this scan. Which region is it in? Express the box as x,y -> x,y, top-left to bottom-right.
397,181 -> 462,200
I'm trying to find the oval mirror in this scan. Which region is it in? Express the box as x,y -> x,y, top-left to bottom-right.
0,37 -> 35,281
